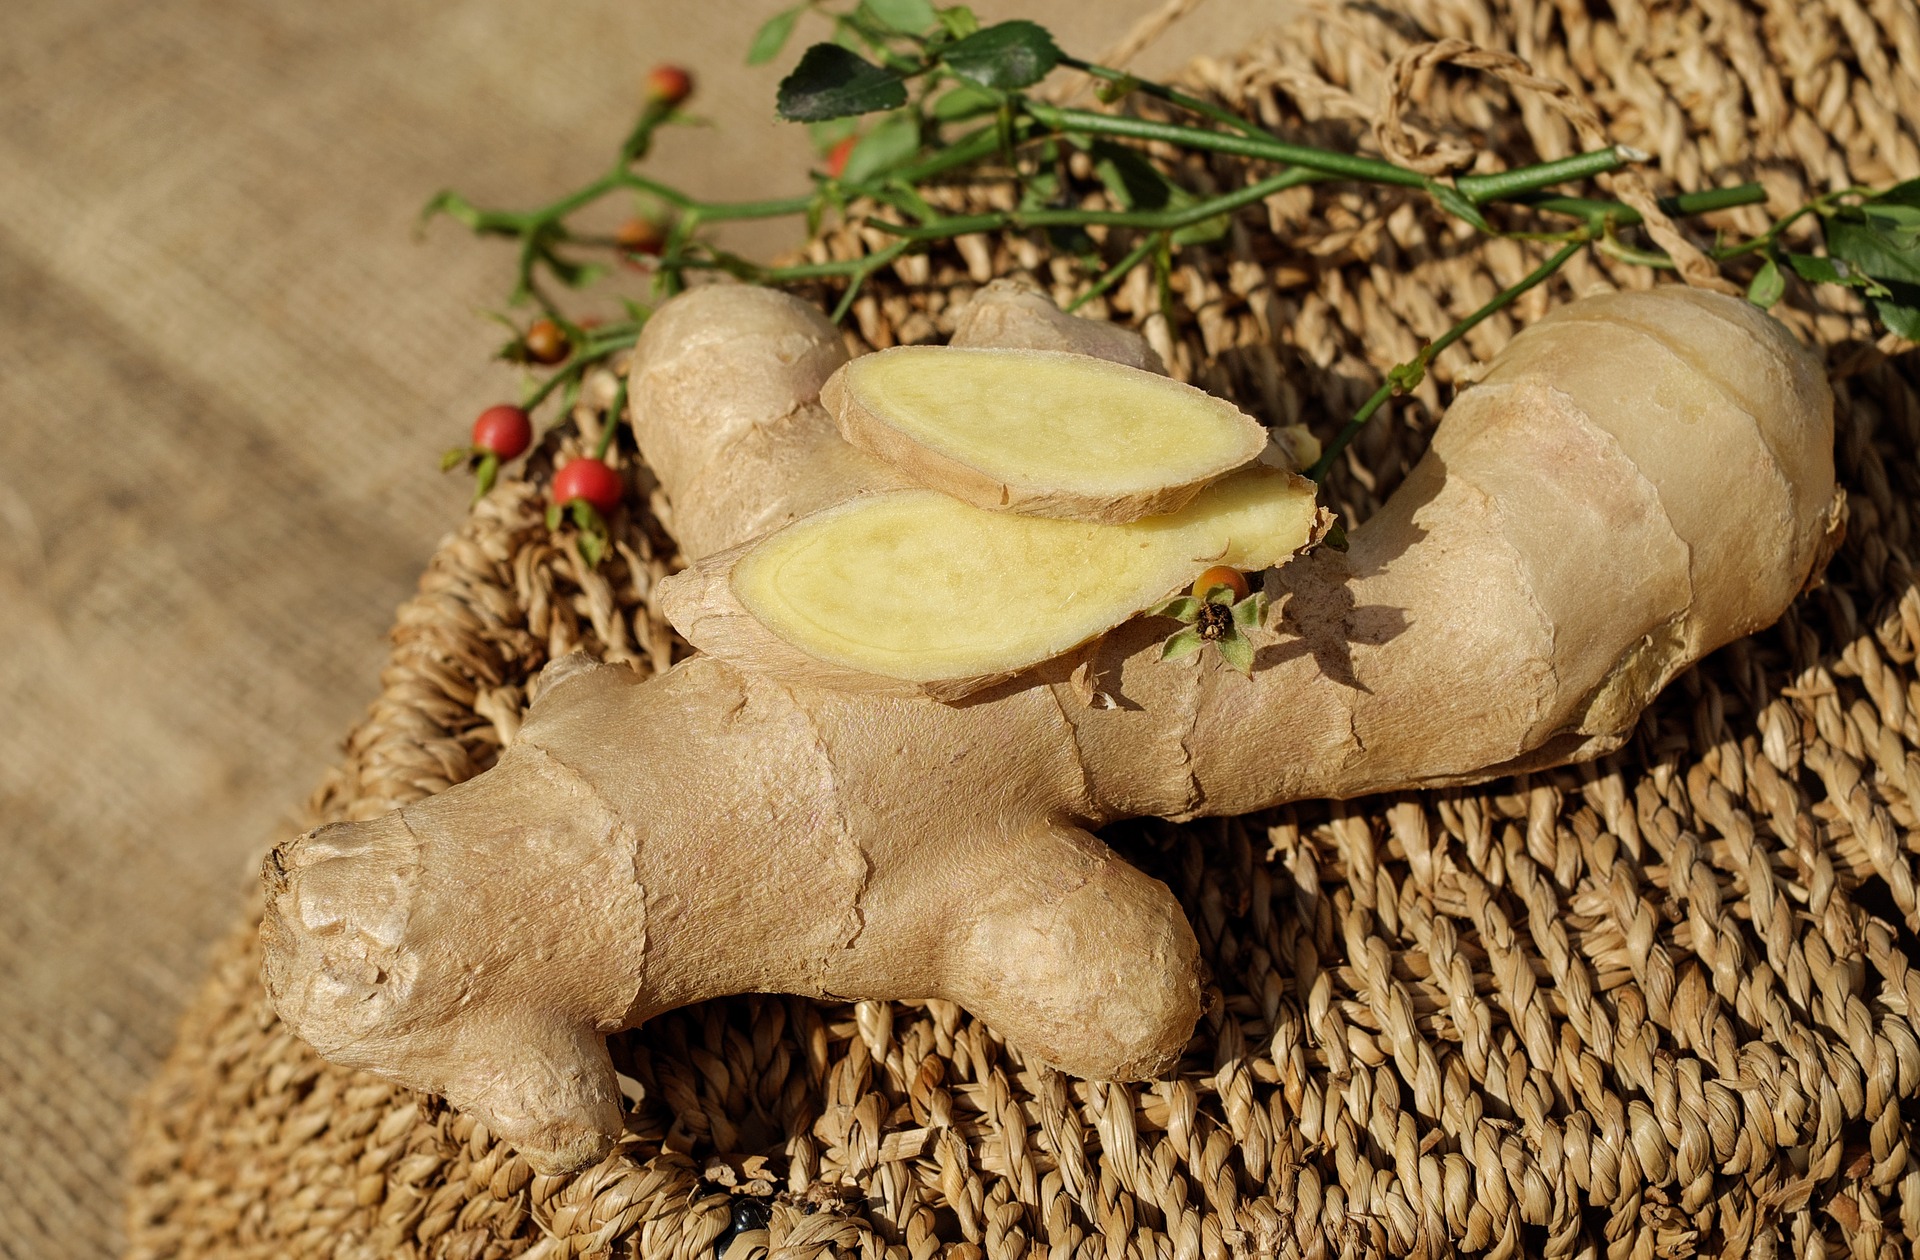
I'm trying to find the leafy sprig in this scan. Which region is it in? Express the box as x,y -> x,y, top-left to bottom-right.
424,1 -> 1918,494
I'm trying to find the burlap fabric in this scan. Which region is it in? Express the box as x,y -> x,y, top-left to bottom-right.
126,0 -> 1920,1256
0,4 -> 1259,1257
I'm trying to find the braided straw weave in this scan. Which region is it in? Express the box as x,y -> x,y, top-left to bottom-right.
128,1 -> 1920,1256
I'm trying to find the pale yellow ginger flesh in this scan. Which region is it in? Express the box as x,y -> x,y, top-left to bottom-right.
823,345 -> 1268,522
726,467 -> 1318,685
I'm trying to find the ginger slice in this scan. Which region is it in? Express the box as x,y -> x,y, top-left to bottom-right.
821,346 -> 1268,523
658,465 -> 1321,699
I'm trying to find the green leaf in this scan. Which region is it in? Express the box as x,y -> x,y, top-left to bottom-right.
1878,302 -> 1920,340
1387,361 -> 1426,394
570,500 -> 608,534
1865,202 -> 1920,231
1231,592 -> 1266,629
1087,141 -> 1227,244
1868,178 -> 1920,209
1171,213 -> 1231,247
932,81 -> 1000,121
1323,520 -> 1349,552
936,6 -> 979,39
472,452 -> 500,503
1161,626 -> 1204,661
777,43 -> 909,121
1090,141 -> 1174,211
747,5 -> 805,65
1746,258 -> 1785,309
1783,252 -> 1853,286
1216,631 -> 1254,676
420,189 -> 487,233
840,109 -> 920,183
1148,595 -> 1201,622
441,446 -> 470,472
940,19 -> 1062,90
1202,583 -> 1238,605
1047,222 -> 1097,257
859,0 -> 937,33
1862,181 -> 1920,230
542,249 -> 607,290
1826,210 -> 1920,338
1095,74 -> 1140,105
1828,211 -> 1920,284
1018,166 -> 1061,211
1426,181 -> 1492,233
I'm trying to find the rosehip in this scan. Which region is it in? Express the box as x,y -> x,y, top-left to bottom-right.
552,457 -> 623,515
523,318 -> 570,365
825,134 -> 857,179
645,64 -> 693,108
616,216 -> 666,257
1191,565 -> 1250,602
470,404 -> 532,460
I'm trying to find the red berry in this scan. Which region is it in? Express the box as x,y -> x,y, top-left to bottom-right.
825,135 -> 857,179
645,64 -> 693,108
470,404 -> 532,460
552,457 -> 623,515
524,319 -> 570,365
616,216 -> 666,257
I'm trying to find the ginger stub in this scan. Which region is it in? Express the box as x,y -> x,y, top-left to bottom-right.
660,465 -> 1320,698
823,345 -> 1267,522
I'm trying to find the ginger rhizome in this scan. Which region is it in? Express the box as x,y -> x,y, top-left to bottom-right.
263,281 -> 1835,1176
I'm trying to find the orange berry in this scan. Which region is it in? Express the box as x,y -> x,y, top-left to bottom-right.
523,319 -> 570,365
1191,565 -> 1250,602
616,216 -> 666,256
824,134 -> 857,179
644,64 -> 693,108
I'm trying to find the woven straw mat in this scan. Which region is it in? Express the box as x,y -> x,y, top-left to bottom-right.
126,1 -> 1920,1257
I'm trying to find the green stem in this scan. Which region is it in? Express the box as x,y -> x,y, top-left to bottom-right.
1594,232 -> 1675,269
1152,230 -> 1174,323
1059,55 -> 1272,140
616,170 -> 815,219
868,167 -> 1318,238
1027,103 -> 1431,188
828,240 -> 914,323
1065,233 -> 1160,313
658,208 -> 703,297
1306,238 -> 1584,481
593,375 -> 628,460
1517,181 -> 1768,226
523,358 -> 587,411
1707,187 -> 1866,260
1454,147 -> 1640,204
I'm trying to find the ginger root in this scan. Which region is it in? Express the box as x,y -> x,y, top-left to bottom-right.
263,281 -> 1834,1175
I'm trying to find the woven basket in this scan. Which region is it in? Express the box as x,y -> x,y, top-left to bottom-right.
127,1 -> 1920,1256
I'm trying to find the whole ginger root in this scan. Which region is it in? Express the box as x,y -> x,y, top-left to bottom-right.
263,280 -> 1836,1175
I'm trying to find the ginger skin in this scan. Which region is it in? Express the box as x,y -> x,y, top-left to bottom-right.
263,281 -> 1835,1175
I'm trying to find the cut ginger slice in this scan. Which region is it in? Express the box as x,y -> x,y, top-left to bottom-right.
657,465 -> 1323,700
821,346 -> 1268,523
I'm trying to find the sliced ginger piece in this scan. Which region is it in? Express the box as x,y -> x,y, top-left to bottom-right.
821,346 -> 1268,523
658,465 -> 1323,699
